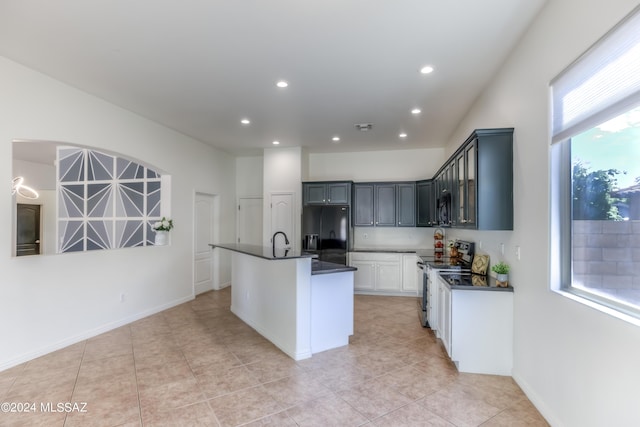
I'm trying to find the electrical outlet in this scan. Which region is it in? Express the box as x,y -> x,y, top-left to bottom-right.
516,245 -> 521,260
363,233 -> 368,239
120,293 -> 125,303
478,241 -> 483,249
500,243 -> 505,255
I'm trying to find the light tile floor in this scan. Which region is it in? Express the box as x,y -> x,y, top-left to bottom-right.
0,288 -> 548,426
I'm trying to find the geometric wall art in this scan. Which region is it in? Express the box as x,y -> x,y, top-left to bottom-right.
57,147 -> 164,252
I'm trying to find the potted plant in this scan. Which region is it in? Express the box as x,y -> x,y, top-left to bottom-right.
491,261 -> 510,287
152,217 -> 174,246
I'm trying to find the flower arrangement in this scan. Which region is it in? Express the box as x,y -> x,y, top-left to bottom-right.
152,217 -> 174,232
491,262 -> 510,275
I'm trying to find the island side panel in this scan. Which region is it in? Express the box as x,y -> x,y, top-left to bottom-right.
229,252 -> 312,360
310,271 -> 354,353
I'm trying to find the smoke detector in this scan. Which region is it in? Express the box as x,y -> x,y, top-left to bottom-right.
355,123 -> 373,131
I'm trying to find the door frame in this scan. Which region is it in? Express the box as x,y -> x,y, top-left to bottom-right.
193,191 -> 220,295
236,195 -> 263,245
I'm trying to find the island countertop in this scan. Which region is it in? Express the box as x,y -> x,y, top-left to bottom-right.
311,259 -> 357,275
210,243 -> 317,260
211,243 -> 356,275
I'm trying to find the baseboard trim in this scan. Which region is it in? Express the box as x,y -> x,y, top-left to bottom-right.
0,294 -> 195,372
512,371 -> 562,427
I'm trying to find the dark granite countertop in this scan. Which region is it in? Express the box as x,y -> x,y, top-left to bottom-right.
439,272 -> 514,292
210,243 -> 356,275
311,260 -> 357,275
210,243 -> 317,260
351,248 -> 419,254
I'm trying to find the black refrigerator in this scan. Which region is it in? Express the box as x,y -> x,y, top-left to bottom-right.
302,205 -> 350,265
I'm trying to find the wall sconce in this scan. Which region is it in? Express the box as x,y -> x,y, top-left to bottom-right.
11,176 -> 39,199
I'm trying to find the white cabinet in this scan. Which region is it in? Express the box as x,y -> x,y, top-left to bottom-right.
350,252 -> 414,294
427,266 -> 441,334
439,279 -> 452,356
376,261 -> 402,291
435,275 -> 513,375
351,260 -> 376,291
402,254 -> 418,293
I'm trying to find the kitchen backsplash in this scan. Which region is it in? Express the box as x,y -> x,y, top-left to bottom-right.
352,227 -> 434,249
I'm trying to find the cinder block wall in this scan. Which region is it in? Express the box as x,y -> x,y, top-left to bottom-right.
572,220 -> 640,304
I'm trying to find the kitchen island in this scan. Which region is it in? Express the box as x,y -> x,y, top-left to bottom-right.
210,243 -> 356,360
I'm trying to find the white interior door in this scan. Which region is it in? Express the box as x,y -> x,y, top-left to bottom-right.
238,197 -> 263,245
270,192 -> 294,250
194,193 -> 214,295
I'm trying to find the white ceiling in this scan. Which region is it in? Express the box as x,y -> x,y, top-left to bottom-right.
0,0 -> 546,155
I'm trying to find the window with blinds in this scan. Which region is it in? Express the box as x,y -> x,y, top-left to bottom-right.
550,5 -> 640,323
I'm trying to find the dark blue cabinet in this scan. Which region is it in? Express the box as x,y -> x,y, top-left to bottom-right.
445,128 -> 513,230
416,180 -> 435,227
396,182 -> 416,227
353,182 -> 415,227
303,181 -> 351,205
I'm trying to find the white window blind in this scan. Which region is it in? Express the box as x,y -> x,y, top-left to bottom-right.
551,5 -> 640,144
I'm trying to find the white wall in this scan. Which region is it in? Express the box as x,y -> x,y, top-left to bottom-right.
308,148 -> 444,182
263,147 -> 302,250
0,56 -> 235,370
445,1 -> 640,426
236,155 -> 263,197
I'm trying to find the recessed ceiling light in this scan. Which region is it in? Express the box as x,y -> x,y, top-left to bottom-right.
420,65 -> 434,74
240,118 -> 251,125
272,140 -> 280,145
411,108 -> 421,115
399,133 -> 408,138
332,136 -> 340,142
276,80 -> 288,88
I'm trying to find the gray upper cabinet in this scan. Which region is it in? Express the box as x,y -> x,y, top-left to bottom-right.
396,183 -> 416,227
450,128 -> 513,230
416,180 -> 435,227
353,182 -> 415,227
327,183 -> 350,204
353,184 -> 374,226
472,128 -> 513,230
303,181 -> 351,205
432,128 -> 513,230
435,161 -> 455,227
375,184 -> 396,226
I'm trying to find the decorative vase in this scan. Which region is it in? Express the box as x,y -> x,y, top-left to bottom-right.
496,273 -> 509,287
154,230 -> 168,246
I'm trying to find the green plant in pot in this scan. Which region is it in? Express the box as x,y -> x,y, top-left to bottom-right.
491,262 -> 510,287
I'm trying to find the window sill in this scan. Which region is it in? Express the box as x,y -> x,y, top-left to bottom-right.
552,288 -> 640,327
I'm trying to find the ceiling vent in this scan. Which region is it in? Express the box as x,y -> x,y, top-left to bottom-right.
355,123 -> 373,131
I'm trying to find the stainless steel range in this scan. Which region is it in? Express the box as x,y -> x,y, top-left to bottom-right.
417,240 -> 475,328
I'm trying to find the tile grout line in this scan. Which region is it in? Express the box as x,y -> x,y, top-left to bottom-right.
63,339 -> 87,427
129,324 -> 145,427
